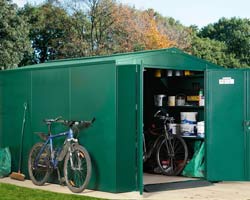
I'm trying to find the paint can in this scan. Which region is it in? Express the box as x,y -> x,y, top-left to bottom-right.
168,96 -> 175,106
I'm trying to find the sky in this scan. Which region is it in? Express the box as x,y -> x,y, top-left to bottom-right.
13,0 -> 250,28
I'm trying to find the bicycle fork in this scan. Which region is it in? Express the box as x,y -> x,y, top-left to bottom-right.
69,144 -> 83,170
164,125 -> 175,157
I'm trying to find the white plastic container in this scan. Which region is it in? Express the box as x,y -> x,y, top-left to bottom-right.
197,121 -> 205,134
199,96 -> 205,106
180,112 -> 197,124
180,124 -> 196,134
154,95 -> 166,107
168,123 -> 180,135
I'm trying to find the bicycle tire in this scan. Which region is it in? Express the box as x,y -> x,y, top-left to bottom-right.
28,142 -> 51,185
64,144 -> 91,193
156,135 -> 188,176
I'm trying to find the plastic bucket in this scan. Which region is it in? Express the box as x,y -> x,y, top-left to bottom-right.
180,112 -> 197,124
154,95 -> 166,107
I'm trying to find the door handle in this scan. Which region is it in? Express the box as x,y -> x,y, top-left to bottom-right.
244,120 -> 250,132
245,121 -> 250,126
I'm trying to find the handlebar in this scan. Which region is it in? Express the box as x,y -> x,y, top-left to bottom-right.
43,117 -> 96,128
154,110 -> 174,122
63,117 -> 96,128
43,116 -> 62,123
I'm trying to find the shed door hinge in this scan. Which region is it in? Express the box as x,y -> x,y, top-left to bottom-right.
135,104 -> 138,110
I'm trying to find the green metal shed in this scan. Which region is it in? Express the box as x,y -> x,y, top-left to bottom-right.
0,48 -> 249,194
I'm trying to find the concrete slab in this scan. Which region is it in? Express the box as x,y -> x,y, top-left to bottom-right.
1,175 -> 250,200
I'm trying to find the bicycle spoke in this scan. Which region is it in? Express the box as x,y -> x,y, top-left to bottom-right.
157,136 -> 188,176
65,147 -> 89,191
28,143 -> 51,186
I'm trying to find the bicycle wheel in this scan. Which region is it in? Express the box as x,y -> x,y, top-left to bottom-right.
156,135 -> 188,176
64,144 -> 91,193
28,142 -> 51,185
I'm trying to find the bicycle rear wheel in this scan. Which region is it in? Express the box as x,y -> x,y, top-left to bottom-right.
64,144 -> 91,193
156,135 -> 188,176
28,142 -> 51,185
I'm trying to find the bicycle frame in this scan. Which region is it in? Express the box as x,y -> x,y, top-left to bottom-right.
143,134 -> 164,162
143,117 -> 175,162
34,128 -> 76,169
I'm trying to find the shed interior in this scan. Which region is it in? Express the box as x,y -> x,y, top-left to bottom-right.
143,68 -> 205,185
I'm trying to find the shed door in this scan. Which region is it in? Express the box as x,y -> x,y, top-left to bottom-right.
206,70 -> 246,181
245,70 -> 250,180
117,65 -> 143,192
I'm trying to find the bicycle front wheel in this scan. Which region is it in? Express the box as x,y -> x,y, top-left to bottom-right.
28,142 -> 51,185
64,144 -> 91,193
156,135 -> 188,176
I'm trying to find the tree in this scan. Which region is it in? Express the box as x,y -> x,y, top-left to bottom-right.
65,1 -> 175,55
191,36 -> 241,68
110,5 -> 175,52
154,13 -> 193,51
76,0 -> 117,55
0,0 -> 31,69
140,9 -> 175,50
199,17 -> 250,67
19,3 -> 75,63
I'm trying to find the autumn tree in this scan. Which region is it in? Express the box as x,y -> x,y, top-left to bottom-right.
140,9 -> 175,49
154,14 -> 193,50
111,5 -> 175,52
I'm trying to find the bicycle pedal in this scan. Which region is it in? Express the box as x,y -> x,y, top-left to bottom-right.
79,152 -> 85,158
69,180 -> 75,187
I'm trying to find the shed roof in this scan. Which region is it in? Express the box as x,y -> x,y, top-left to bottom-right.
2,48 -> 223,72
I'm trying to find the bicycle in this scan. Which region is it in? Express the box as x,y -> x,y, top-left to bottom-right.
143,109 -> 188,176
28,116 -> 95,193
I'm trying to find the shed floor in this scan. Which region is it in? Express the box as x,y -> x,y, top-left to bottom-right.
144,173 -> 198,184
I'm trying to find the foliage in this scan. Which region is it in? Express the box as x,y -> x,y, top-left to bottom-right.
198,17 -> 250,67
84,0 -> 117,55
190,36 -> 241,68
154,13 -> 193,50
0,183 -> 105,200
1,1 -> 249,68
139,10 -> 175,50
0,0 -> 32,69
17,0 -> 177,64
19,3 -> 75,63
110,5 -> 175,52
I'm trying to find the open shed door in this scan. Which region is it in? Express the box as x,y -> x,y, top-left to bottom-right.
206,69 -> 246,181
117,64 -> 144,193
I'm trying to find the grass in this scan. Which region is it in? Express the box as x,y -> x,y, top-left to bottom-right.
0,183 -> 106,200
